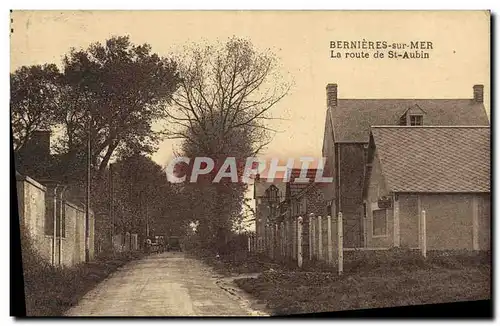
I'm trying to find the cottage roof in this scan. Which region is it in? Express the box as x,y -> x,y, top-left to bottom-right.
369,126 -> 490,193
288,168 -> 319,198
330,99 -> 489,142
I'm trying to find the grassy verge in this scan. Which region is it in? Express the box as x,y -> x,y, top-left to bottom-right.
229,249 -> 490,315
22,243 -> 146,316
187,248 -> 285,276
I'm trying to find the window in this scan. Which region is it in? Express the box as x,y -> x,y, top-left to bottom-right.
409,115 -> 423,126
372,209 -> 387,237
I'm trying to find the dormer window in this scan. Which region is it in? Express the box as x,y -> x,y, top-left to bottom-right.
409,114 -> 423,126
399,104 -> 426,126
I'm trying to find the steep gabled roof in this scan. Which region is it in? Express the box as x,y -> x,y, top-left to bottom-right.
330,99 -> 489,142
369,126 -> 490,193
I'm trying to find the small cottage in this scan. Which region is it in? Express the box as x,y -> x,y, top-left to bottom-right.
363,126 -> 490,251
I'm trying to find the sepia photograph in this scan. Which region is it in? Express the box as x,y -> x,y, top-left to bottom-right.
10,10 -> 491,317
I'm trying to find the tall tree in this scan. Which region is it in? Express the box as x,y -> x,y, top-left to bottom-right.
168,37 -> 291,249
10,64 -> 63,151
168,37 -> 290,154
112,153 -> 188,238
59,36 -> 181,177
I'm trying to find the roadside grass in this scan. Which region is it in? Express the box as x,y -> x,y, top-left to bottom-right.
21,235 -> 146,316
187,247 -> 297,276
224,248 -> 490,315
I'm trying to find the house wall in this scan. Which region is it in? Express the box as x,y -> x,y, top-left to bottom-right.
399,194 -> 419,248
365,151 -> 393,248
478,193 -> 491,251
16,174 -> 50,261
16,174 -> 95,267
322,110 -> 367,248
321,109 -> 336,203
89,211 -> 95,260
65,202 -> 80,265
339,143 -> 366,248
42,200 -> 93,266
420,194 -> 474,250
366,189 -> 490,251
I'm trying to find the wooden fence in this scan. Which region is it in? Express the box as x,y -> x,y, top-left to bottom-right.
248,210 -> 429,274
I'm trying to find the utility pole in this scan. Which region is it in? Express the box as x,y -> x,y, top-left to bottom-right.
146,203 -> 150,238
109,163 -> 114,249
85,115 -> 91,262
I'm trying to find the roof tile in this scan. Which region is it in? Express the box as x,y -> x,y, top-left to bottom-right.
331,99 -> 489,142
371,126 -> 490,193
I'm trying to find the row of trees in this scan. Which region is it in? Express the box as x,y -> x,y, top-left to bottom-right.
12,36 -> 180,179
11,35 -> 290,249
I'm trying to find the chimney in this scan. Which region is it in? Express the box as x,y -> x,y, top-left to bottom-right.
326,83 -> 338,107
473,84 -> 484,103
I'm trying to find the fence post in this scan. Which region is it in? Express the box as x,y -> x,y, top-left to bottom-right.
279,222 -> 282,257
317,215 -> 323,261
338,212 -> 343,275
421,210 -> 427,258
309,213 -> 314,260
327,215 -> 333,265
285,217 -> 288,257
282,222 -> 286,257
310,213 -> 316,259
297,216 -> 303,268
264,224 -> 269,257
276,222 -> 283,258
291,217 -> 297,259
248,235 -> 251,252
271,223 -> 276,259
270,223 -> 274,258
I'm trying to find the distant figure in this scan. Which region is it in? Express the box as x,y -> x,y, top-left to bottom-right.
144,238 -> 152,253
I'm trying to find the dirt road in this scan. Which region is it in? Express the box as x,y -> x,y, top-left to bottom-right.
64,252 -> 267,316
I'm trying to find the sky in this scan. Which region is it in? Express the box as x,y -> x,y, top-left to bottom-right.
11,11 -> 490,170
10,11 -> 490,231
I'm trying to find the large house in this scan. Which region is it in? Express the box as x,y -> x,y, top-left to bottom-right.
321,83 -> 490,248
253,168 -> 325,258
363,126 -> 490,250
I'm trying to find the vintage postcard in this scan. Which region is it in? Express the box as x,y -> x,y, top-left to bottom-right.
10,10 -> 491,317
